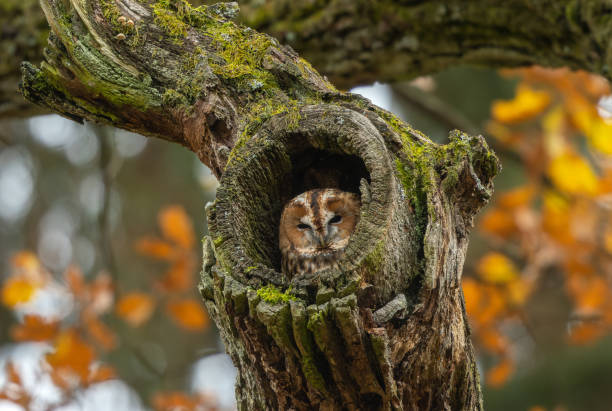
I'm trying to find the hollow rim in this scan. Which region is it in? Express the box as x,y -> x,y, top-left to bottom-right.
210,103 -> 396,288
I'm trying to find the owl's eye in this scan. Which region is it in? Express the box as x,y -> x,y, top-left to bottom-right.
329,215 -> 342,224
297,223 -> 311,230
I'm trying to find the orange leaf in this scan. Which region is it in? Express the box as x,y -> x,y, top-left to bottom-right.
491,85 -> 551,124
567,274 -> 609,312
158,206 -> 195,249
64,265 -> 86,296
116,292 -> 156,327
480,328 -> 508,355
6,362 -> 21,384
152,392 -> 199,411
1,276 -> 37,307
85,316 -> 117,351
12,251 -> 41,273
135,237 -> 176,260
475,286 -> 507,326
46,330 -> 96,382
569,322 -> 604,345
480,209 -> 517,238
11,315 -> 59,342
156,258 -> 195,293
497,185 -> 534,209
88,364 -> 116,384
165,299 -> 209,331
462,278 -> 481,317
487,358 -> 514,387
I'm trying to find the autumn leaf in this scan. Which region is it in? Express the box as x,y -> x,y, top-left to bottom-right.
587,119 -> 612,155
135,236 -> 176,260
462,278 -> 481,317
152,391 -> 199,411
568,322 -> 605,345
156,258 -> 194,293
497,185 -> 534,209
477,253 -> 519,284
480,328 -> 509,355
85,315 -> 117,351
548,152 -> 599,196
88,364 -> 116,384
480,208 -> 517,237
116,292 -> 156,327
165,299 -> 209,331
487,358 -> 514,387
1,276 -> 37,307
159,206 -> 195,249
12,251 -> 41,273
64,265 -> 86,296
491,84 -> 551,124
46,330 -> 96,383
11,315 -> 59,341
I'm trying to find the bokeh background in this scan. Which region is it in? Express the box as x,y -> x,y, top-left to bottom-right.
1,9 -> 612,409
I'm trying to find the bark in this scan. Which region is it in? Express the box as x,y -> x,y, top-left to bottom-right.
3,0 -> 612,117
239,0 -> 612,88
19,1 -> 503,409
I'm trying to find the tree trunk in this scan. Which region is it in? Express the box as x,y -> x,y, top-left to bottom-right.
20,1 -> 502,409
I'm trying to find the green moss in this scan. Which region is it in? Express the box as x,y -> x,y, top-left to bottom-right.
363,239 -> 385,272
256,284 -> 297,304
301,356 -> 328,393
153,0 -> 190,38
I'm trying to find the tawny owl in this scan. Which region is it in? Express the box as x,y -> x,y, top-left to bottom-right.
279,188 -> 360,279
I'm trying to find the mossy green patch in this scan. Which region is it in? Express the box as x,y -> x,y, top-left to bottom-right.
256,284 -> 297,304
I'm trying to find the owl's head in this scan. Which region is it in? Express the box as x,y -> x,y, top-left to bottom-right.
279,189 -> 360,257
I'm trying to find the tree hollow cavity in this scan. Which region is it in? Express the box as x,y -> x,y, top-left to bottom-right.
208,104 -> 410,300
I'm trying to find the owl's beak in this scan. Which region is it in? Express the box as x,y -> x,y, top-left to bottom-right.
316,233 -> 328,248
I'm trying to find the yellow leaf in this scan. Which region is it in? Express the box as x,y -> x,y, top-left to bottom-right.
605,228 -> 612,254
1,277 -> 36,307
158,206 -> 195,249
491,85 -> 551,124
548,152 -> 599,195
542,106 -> 566,158
165,299 -> 209,331
507,279 -> 530,306
116,292 -> 155,327
588,119 -> 612,155
477,253 -> 519,284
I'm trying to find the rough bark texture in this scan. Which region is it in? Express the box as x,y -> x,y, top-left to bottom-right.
3,0 -> 612,117
19,1 -> 504,409
239,0 -> 612,88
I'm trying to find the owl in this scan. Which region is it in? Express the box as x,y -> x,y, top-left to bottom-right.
279,188 -> 360,279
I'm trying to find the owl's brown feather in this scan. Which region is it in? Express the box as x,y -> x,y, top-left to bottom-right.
279,189 -> 360,279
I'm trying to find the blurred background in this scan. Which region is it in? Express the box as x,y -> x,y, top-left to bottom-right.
2,5 -> 612,410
